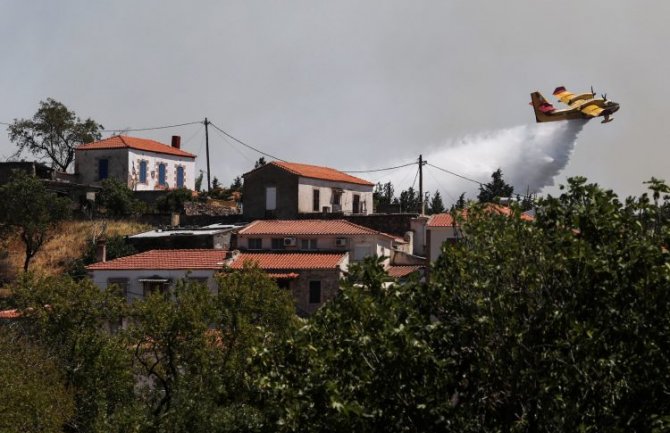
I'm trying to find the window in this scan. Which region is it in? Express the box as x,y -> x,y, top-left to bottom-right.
271,238 -> 285,250
312,189 -> 320,212
176,166 -> 184,188
332,189 -> 342,206
139,160 -> 147,183
265,186 -> 276,210
141,279 -> 169,298
301,238 -> 318,250
352,194 -> 360,214
98,159 -> 109,180
248,238 -> 263,249
158,163 -> 167,186
309,281 -> 321,304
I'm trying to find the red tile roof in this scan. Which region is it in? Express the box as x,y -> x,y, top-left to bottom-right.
86,249 -> 228,270
0,308 -> 22,319
386,265 -> 424,278
246,161 -> 373,186
77,135 -> 196,158
239,219 -> 396,239
427,205 -> 534,228
229,252 -> 347,270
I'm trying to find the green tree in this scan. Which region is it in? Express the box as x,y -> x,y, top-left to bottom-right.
429,177 -> 670,431
67,234 -> 136,279
254,157 -> 267,168
373,181 -> 395,210
0,171 -> 71,271
194,170 -> 204,192
96,178 -> 141,217
11,274 -> 136,432
477,168 -> 514,203
229,176 -> 243,193
398,186 -> 421,213
156,188 -> 193,213
9,98 -> 103,171
0,328 -> 75,433
428,190 -> 445,214
451,192 -> 467,211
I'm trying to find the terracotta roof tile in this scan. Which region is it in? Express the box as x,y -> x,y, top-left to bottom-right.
246,161 -> 373,186
86,249 -> 228,271
77,135 -> 196,158
386,265 -> 424,278
427,205 -> 534,228
239,219 -> 395,239
229,252 -> 346,270
0,308 -> 22,319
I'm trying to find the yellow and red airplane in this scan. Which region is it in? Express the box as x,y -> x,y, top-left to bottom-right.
530,86 -> 620,124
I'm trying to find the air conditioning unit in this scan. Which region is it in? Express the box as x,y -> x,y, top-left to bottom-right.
283,237 -> 297,247
335,237 -> 349,247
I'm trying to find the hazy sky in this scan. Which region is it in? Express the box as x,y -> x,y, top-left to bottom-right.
1,1 -> 668,202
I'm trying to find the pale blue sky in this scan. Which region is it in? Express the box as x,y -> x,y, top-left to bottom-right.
1,1 -> 668,200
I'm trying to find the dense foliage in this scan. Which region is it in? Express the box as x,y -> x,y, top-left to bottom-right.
96,178 -> 142,217
2,177 -> 669,432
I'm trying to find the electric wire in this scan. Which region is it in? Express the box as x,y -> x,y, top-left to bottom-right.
426,166 -> 457,204
208,121 -> 287,162
102,120 -> 202,133
342,161 -> 417,173
210,126 -> 254,164
426,162 -> 484,186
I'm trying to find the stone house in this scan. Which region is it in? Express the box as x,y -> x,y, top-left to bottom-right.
225,251 -> 348,316
242,161 -> 374,219
75,135 -> 196,190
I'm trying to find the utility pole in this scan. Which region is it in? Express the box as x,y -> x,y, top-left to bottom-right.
419,154 -> 426,215
204,117 -> 211,192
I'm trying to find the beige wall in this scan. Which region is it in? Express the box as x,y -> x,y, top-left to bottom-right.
297,177 -> 374,214
427,226 -> 460,262
290,268 -> 343,315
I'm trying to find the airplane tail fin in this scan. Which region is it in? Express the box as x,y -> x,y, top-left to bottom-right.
530,91 -> 556,123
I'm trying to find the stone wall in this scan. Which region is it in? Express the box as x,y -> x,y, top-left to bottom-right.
243,164 -> 299,219
290,268 -> 342,315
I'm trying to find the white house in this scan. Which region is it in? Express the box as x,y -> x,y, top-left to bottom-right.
236,219 -> 401,264
75,135 -> 196,190
86,249 -> 228,301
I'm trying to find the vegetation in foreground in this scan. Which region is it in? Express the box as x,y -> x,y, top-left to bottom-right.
1,176 -> 669,432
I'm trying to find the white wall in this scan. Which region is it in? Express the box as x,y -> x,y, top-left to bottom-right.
89,269 -> 218,302
237,233 -> 393,262
297,177 -> 374,214
128,149 -> 196,191
428,226 -> 460,262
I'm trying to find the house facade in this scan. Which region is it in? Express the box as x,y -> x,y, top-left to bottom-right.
242,161 -> 374,219
86,249 -> 227,301
236,219 -> 399,263
75,135 -> 196,190
225,251 -> 348,316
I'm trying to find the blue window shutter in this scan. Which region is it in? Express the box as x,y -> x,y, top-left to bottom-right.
139,161 -> 147,183
158,164 -> 166,185
176,166 -> 184,188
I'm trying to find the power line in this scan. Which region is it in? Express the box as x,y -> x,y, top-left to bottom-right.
343,161 -> 417,173
426,162 -> 484,186
101,120 -> 202,133
208,121 -> 286,162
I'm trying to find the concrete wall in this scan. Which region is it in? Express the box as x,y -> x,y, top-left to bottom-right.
296,177 -> 374,214
410,216 -> 429,256
75,148 -> 129,186
88,269 -> 219,302
127,149 -> 195,191
243,164 -> 299,219
427,226 -> 460,262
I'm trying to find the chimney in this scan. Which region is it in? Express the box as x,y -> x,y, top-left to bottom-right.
171,135 -> 181,149
95,238 -> 107,263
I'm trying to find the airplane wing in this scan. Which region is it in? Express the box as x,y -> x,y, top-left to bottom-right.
553,86 -> 593,107
579,103 -> 605,117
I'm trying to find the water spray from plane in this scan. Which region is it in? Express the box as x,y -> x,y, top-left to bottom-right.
417,120 -> 587,200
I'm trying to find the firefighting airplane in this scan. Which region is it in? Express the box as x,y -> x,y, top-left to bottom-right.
530,86 -> 620,124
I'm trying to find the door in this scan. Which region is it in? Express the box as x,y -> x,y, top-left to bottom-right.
266,186 -> 277,210
352,194 -> 360,214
